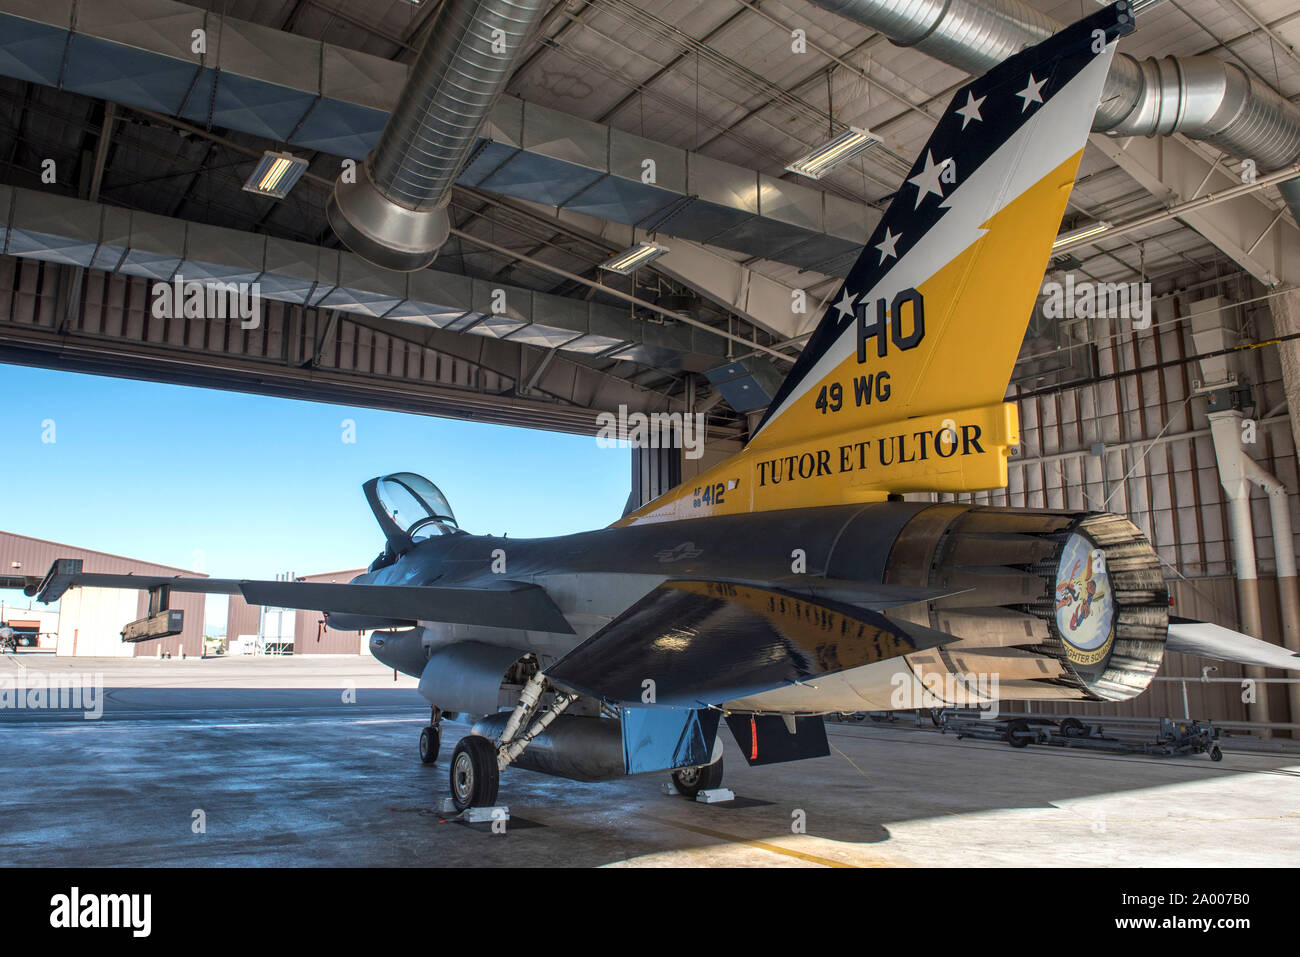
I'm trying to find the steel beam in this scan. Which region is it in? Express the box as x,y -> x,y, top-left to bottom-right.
1089,132 -> 1300,288
0,253 -> 698,433
503,201 -> 841,342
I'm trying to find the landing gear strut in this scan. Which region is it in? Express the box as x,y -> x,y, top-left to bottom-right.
447,671 -> 577,811
419,707 -> 442,765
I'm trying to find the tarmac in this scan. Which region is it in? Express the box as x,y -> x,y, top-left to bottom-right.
2,652 -> 1297,867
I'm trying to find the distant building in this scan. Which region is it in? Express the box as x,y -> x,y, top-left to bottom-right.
0,531 -> 206,657
225,568 -> 370,656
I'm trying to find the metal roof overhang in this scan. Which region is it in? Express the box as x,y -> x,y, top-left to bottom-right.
0,183 -> 735,368
0,0 -> 876,277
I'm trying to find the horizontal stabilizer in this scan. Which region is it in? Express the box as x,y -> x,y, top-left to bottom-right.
1167,619 -> 1300,671
548,578 -> 957,708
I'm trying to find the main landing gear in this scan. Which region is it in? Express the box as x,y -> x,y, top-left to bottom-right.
448,671 -> 577,811
450,736 -> 499,808
670,757 -> 725,798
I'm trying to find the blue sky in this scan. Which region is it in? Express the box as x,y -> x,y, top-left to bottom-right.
1,365 -> 630,594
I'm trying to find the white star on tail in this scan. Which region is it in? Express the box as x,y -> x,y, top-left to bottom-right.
875,227 -> 901,263
955,91 -> 985,129
907,151 -> 950,208
1017,73 -> 1047,112
832,288 -> 857,322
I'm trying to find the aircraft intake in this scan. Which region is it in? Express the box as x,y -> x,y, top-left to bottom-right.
878,505 -> 1169,704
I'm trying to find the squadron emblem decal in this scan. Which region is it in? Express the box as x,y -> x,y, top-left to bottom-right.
1054,533 -> 1116,667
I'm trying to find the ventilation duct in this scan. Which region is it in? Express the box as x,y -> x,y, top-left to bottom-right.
805,0 -> 1300,225
0,184 -> 731,367
327,0 -> 548,271
0,0 -> 872,276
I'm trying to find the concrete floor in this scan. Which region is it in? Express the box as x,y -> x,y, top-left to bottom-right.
2,654 -> 1298,867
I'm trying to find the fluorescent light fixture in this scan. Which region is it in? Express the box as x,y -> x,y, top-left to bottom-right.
600,241 -> 669,275
1099,0 -> 1162,12
242,151 -> 309,199
786,127 -> 881,180
1052,220 -> 1111,249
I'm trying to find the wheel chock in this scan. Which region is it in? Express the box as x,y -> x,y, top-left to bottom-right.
695,787 -> 735,804
462,805 -> 509,824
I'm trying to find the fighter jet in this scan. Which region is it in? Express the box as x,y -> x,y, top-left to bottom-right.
31,2 -> 1300,810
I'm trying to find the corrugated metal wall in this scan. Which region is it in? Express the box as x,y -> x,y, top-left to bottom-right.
942,281 -> 1298,729
223,569 -> 369,655
0,255 -> 516,401
224,593 -> 261,647
294,569 -> 368,655
0,530 -> 206,656
954,289 -> 1297,579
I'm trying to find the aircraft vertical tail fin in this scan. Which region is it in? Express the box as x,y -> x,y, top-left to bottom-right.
618,3 -> 1135,525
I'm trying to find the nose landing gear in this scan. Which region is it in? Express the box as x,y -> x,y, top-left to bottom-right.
418,707 -> 442,765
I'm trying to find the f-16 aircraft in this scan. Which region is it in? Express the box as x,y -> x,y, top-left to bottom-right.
31,2 -> 1300,810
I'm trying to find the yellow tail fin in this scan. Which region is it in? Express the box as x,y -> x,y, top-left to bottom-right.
619,4 -> 1135,525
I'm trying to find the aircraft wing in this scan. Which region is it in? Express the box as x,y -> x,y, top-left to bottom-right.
30,564 -> 246,599
1167,618 -> 1300,671
239,580 -> 573,634
31,558 -> 574,634
547,578 -> 958,708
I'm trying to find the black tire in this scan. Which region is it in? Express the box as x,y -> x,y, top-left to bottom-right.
1210,745 -> 1223,762
672,757 -> 724,798
418,725 -> 440,765
1059,717 -> 1086,738
1006,718 -> 1032,748
449,735 -> 499,811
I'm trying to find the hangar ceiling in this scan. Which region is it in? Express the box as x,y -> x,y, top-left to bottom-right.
0,0 -> 1297,440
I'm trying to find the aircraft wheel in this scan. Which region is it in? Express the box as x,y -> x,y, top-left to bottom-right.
1209,745 -> 1223,762
1005,718 -> 1032,748
671,757 -> 724,798
450,736 -> 499,810
1059,717 -> 1086,738
418,725 -> 440,765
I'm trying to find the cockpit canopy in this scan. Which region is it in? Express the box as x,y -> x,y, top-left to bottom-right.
364,472 -> 461,559
375,473 -> 458,538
